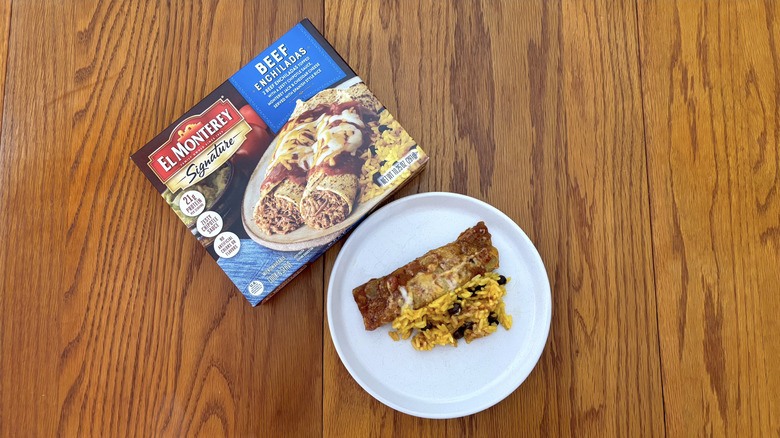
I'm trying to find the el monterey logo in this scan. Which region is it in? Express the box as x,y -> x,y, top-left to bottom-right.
148,99 -> 250,192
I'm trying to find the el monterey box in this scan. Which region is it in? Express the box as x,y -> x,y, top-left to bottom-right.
132,19 -> 428,305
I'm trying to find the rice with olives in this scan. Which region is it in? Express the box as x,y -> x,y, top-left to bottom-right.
389,273 -> 512,351
358,109 -> 424,203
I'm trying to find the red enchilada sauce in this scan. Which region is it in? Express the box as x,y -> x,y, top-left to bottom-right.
313,153 -> 364,177
260,164 -> 307,190
352,222 -> 499,330
261,100 -> 379,189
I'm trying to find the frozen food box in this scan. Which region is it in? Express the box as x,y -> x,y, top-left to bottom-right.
131,19 -> 428,305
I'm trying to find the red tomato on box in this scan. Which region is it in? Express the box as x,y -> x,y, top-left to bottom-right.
239,105 -> 265,129
231,121 -> 273,176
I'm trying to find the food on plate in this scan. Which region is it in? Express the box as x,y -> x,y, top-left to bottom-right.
351,221 -> 512,351
352,222 -> 499,331
253,111 -> 322,234
389,272 -> 512,350
300,101 -> 378,229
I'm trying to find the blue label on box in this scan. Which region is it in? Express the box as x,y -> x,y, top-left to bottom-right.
229,23 -> 347,133
217,230 -> 351,306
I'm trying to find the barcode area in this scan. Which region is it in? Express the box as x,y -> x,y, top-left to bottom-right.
376,149 -> 419,187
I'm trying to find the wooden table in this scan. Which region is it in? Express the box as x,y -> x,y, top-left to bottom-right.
1,1 -> 778,436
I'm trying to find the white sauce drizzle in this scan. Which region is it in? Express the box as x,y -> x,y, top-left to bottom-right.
398,286 -> 413,309
312,110 -> 365,166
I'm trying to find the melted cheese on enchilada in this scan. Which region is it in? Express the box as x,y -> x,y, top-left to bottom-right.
268,114 -> 325,171
312,109 -> 366,167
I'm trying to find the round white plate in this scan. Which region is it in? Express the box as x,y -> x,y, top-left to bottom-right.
327,192 -> 552,419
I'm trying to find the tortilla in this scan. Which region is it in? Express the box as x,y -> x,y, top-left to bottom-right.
352,222 -> 500,331
299,101 -> 375,229
253,114 -> 321,234
299,171 -> 358,230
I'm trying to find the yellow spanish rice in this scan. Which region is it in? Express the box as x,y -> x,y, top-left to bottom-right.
389,273 -> 512,351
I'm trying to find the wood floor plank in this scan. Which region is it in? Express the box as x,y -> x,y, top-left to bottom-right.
322,1 -> 664,436
637,1 -> 780,436
0,1 -> 322,437
0,1 -> 69,437
0,0 -> 11,133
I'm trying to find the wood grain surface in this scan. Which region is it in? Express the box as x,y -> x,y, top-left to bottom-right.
0,1 -> 777,437
638,2 -> 780,436
322,1 -> 664,437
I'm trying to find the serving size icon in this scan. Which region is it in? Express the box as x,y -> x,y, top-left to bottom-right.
248,280 -> 265,296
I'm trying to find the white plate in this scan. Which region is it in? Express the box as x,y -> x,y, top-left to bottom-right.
327,192 -> 552,419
